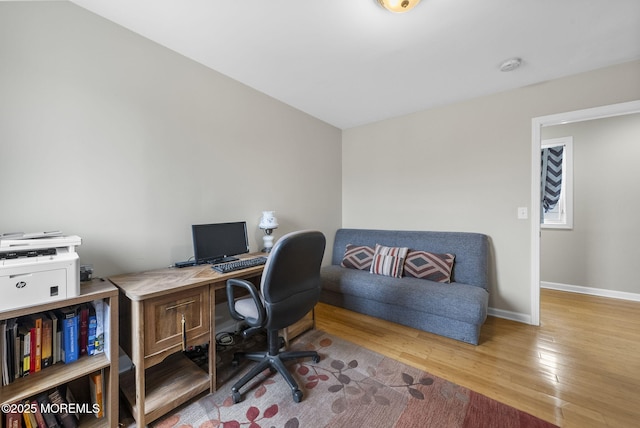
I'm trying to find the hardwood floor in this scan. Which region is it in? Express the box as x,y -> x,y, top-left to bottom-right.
314,289 -> 640,428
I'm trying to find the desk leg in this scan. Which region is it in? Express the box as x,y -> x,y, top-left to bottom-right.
282,308 -> 315,347
209,288 -> 217,392
131,300 -> 146,428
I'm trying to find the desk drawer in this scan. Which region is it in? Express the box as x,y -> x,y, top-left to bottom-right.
144,286 -> 210,358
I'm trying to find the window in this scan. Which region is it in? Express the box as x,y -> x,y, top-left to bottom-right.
541,137 -> 573,229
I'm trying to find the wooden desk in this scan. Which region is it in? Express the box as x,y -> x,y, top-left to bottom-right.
109,253 -> 313,427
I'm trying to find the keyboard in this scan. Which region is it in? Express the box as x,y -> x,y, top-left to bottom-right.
211,256 -> 268,273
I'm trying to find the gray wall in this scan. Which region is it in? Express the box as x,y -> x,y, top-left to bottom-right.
2,2 -> 639,322
541,113 -> 640,294
342,60 -> 640,319
0,2 -> 342,277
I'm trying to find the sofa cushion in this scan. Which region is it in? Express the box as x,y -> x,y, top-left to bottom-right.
340,244 -> 375,270
404,250 -> 455,283
320,265 -> 488,326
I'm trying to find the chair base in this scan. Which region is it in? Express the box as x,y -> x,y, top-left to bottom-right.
230,346 -> 320,404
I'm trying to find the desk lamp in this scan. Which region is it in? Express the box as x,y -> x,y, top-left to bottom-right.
259,211 -> 279,252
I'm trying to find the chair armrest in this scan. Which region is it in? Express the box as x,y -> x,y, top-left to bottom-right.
226,278 -> 266,328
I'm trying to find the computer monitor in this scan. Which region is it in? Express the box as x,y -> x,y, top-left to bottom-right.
192,221 -> 249,264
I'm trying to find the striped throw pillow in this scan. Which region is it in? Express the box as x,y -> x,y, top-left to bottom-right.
370,244 -> 408,278
404,251 -> 455,283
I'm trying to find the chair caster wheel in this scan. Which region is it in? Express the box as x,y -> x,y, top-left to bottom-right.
232,391 -> 242,404
293,389 -> 303,403
312,355 -> 320,363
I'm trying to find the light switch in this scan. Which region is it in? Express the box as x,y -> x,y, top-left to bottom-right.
517,207 -> 528,220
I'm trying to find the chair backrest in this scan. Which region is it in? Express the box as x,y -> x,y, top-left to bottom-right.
260,230 -> 326,331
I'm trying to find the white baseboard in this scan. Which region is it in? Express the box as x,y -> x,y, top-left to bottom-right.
487,283 -> 640,326
487,307 -> 531,324
541,281 -> 640,302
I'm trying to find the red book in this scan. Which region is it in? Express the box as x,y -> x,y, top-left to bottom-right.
79,304 -> 89,356
31,399 -> 47,428
5,407 -> 22,428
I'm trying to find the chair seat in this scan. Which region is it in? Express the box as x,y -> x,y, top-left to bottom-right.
234,297 -> 260,320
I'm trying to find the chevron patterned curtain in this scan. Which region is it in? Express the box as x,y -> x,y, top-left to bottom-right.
541,146 -> 564,214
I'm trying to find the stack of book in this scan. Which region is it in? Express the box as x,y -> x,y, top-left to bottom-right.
4,372 -> 104,428
1,300 -> 109,385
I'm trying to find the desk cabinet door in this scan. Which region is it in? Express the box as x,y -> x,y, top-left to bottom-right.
144,286 -> 210,358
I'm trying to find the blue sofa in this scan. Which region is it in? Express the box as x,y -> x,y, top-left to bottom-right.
319,229 -> 490,345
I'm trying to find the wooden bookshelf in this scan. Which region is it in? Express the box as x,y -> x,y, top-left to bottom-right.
0,279 -> 119,428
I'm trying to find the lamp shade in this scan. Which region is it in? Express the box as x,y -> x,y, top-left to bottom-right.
259,211 -> 279,229
377,0 -> 420,13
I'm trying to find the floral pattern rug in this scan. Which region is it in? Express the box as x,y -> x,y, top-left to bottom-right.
152,329 -> 557,428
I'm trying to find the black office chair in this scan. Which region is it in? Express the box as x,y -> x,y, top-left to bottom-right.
226,230 -> 326,404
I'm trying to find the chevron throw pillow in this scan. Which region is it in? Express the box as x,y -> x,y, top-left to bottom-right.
404,251 -> 455,283
341,244 -> 375,270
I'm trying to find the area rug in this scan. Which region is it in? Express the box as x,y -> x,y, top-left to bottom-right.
152,329 -> 557,428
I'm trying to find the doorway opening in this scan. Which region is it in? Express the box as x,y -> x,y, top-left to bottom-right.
529,100 -> 640,325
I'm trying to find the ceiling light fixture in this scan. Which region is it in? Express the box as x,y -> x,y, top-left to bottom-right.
499,57 -> 522,72
377,0 -> 421,13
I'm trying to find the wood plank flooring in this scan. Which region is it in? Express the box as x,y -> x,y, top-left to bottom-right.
314,289 -> 640,428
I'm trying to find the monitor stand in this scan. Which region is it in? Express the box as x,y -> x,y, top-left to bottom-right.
208,256 -> 239,265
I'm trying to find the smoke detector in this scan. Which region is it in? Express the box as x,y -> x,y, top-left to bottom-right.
499,57 -> 522,72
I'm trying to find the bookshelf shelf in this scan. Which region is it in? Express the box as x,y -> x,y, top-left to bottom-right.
0,354 -> 110,404
1,279 -> 119,428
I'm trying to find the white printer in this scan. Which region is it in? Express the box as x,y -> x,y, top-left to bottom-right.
0,233 -> 82,313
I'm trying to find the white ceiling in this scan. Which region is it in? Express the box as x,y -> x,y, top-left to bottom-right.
68,0 -> 640,129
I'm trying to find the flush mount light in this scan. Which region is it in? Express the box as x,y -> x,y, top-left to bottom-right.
499,57 -> 522,72
377,0 -> 421,13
